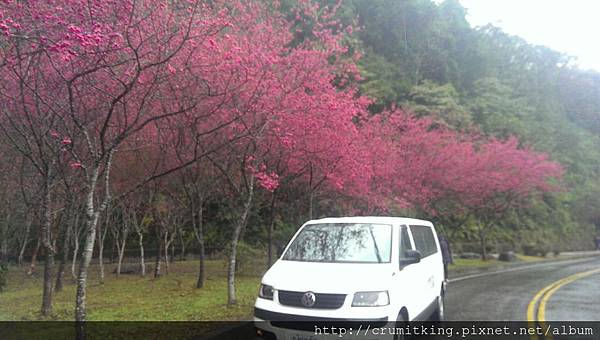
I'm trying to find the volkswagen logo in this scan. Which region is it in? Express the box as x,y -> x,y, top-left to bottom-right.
301,291 -> 316,307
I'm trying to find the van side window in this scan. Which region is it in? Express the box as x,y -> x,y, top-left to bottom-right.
410,225 -> 438,258
399,226 -> 413,262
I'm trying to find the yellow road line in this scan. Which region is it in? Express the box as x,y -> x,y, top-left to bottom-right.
537,268 -> 600,322
526,268 -> 600,340
526,275 -> 572,340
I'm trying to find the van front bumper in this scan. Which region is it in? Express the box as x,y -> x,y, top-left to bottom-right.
254,307 -> 390,340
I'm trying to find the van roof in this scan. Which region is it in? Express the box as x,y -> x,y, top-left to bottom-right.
305,216 -> 432,226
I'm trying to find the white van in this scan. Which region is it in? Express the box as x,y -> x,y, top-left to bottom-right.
254,216 -> 446,340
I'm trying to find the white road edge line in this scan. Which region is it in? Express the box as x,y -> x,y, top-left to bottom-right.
448,256 -> 600,283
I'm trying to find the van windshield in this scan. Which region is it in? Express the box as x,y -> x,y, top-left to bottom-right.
282,223 -> 392,263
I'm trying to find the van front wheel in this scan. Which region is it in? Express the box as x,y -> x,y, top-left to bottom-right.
431,293 -> 445,321
393,311 -> 407,340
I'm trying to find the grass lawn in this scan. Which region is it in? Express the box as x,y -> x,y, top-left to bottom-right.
0,253 -> 555,321
450,257 -> 501,269
449,253 -> 549,273
0,259 -> 264,322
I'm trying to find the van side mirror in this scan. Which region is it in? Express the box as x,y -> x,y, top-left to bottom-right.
400,249 -> 421,267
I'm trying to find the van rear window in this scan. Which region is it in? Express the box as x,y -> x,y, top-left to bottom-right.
282,223 -> 392,263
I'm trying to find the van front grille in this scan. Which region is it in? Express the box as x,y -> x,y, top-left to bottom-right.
277,290 -> 346,309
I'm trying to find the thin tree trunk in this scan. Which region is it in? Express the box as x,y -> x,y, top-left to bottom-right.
308,191 -> 314,220
75,209 -> 99,337
97,209 -> 109,284
227,179 -> 254,305
194,199 -> 205,289
40,180 -> 55,316
41,250 -> 55,316
178,231 -> 185,261
308,166 -> 314,220
478,220 -> 494,261
97,227 -> 105,284
18,218 -> 32,266
28,239 -> 40,275
71,231 -> 80,280
116,238 -> 127,277
164,232 -> 169,275
76,159 -> 113,340
55,220 -> 71,292
0,224 -> 8,264
137,231 -> 145,277
154,222 -> 162,278
164,231 -> 176,275
267,191 -> 276,267
479,231 -> 487,261
154,238 -> 162,278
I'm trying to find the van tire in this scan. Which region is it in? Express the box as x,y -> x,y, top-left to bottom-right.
431,291 -> 445,321
393,310 -> 407,340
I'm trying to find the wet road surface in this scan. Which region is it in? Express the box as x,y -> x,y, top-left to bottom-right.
446,256 -> 600,321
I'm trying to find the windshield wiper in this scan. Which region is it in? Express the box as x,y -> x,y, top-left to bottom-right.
368,226 -> 383,263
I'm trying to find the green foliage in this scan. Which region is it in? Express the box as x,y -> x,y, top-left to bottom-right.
402,80 -> 471,129
358,50 -> 409,110
466,77 -> 529,139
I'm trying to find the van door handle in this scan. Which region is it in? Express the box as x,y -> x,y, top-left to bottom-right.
428,276 -> 434,287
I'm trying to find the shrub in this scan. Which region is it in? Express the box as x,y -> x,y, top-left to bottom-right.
522,243 -> 550,257
235,242 -> 266,274
522,244 -> 537,256
219,242 -> 267,275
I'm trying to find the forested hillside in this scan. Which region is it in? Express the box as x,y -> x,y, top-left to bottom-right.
0,0 -> 599,321
346,0 -> 600,252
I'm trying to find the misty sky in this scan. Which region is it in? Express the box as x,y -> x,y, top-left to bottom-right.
458,0 -> 600,72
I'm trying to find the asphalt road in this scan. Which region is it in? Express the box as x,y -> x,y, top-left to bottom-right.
446,255 -> 600,321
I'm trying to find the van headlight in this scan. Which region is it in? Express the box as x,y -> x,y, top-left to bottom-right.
352,291 -> 389,307
259,284 -> 274,300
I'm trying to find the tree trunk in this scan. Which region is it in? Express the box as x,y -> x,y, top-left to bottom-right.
116,237 -> 127,278
41,251 -> 55,316
194,201 -> 205,289
0,228 -> 8,265
71,231 -> 80,280
0,215 -> 9,264
479,232 -> 487,261
55,220 -> 71,293
267,191 -> 276,267
164,232 -> 170,275
28,239 -> 40,275
97,229 -> 105,284
478,220 -> 494,261
75,166 -> 106,339
154,233 -> 162,278
97,210 -> 109,284
227,179 -> 254,305
17,218 -> 31,266
75,209 -> 99,338
308,190 -> 314,220
137,232 -> 145,277
40,180 -> 55,316
164,230 -> 176,276
178,231 -> 185,261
